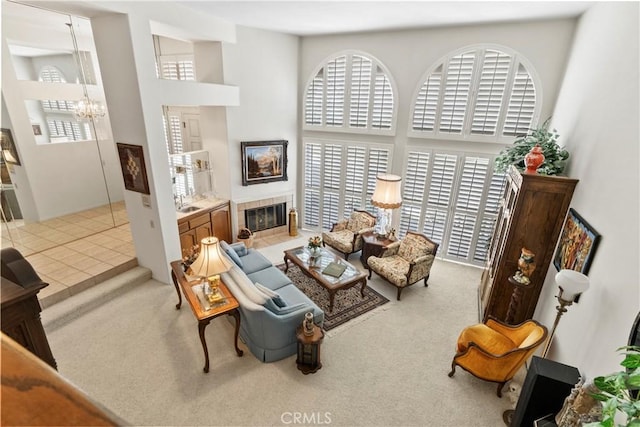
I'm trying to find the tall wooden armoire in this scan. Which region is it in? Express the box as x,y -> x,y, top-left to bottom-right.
479,165 -> 578,324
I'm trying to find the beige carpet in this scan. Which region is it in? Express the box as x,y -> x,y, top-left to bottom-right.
42,235 -> 518,426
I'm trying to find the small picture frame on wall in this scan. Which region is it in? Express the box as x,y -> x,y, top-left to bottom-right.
116,143 -> 150,195
241,140 -> 288,186
1,128 -> 21,166
553,208 -> 601,275
32,124 -> 42,136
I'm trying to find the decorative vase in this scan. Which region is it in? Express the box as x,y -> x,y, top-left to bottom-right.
303,312 -> 314,336
524,144 -> 545,174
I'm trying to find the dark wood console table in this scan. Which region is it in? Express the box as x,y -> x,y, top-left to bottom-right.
170,260 -> 243,373
360,231 -> 396,269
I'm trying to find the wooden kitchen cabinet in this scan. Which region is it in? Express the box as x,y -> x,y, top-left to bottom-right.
479,166 -> 578,325
178,201 -> 231,257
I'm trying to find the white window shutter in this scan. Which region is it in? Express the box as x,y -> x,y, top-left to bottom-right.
303,143 -> 322,228
422,208 -> 448,245
364,148 -> 390,214
322,144 -> 342,229
439,52 -> 475,134
305,70 -> 324,125
471,50 -> 511,135
372,66 -> 394,129
168,116 -> 183,153
399,151 -> 430,236
412,65 -> 442,131
503,63 -> 536,136
344,146 -> 366,217
349,55 -> 372,128
325,56 -> 346,126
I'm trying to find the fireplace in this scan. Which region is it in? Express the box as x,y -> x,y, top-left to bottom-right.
245,202 -> 286,232
236,194 -> 294,240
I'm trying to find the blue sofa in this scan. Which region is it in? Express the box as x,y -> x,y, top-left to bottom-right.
219,242 -> 324,362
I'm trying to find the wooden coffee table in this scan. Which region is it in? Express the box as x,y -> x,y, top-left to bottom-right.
283,246 -> 367,312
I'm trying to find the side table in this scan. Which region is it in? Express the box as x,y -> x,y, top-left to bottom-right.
170,260 -> 243,373
360,231 -> 395,269
296,324 -> 324,374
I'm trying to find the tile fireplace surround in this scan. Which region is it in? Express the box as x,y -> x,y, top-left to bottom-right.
235,194 -> 294,240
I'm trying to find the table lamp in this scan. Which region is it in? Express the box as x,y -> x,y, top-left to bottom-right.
371,174 -> 402,238
188,236 -> 233,304
542,269 -> 590,358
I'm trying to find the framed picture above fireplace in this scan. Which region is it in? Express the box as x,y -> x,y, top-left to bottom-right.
241,140 -> 288,186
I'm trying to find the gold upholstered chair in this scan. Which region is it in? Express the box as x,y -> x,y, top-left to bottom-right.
321,210 -> 376,260
366,231 -> 438,300
448,317 -> 548,397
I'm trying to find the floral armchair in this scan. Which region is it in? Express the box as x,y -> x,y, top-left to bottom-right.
321,210 -> 376,260
366,231 -> 438,300
448,317 -> 548,397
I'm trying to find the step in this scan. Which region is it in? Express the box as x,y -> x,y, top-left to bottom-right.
41,266 -> 152,334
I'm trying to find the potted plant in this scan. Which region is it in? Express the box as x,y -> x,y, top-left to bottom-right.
494,118 -> 570,176
585,346 -> 640,427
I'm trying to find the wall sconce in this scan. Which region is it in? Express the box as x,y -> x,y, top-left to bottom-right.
371,174 -> 402,239
542,269 -> 590,358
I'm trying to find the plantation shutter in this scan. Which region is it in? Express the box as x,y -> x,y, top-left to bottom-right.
423,153 -> 457,243
322,145 -> 342,229
303,143 -> 322,228
412,65 -> 442,131
325,56 -> 346,127
344,146 -> 366,217
349,55 -> 372,128
473,171 -> 506,262
503,63 -> 536,136
372,66 -> 394,129
399,151 -> 430,236
160,56 -> 195,81
446,157 -> 489,258
439,52 -> 475,134
411,46 -> 539,141
168,115 -> 184,154
364,148 -> 391,214
471,50 -> 511,135
305,70 -> 324,125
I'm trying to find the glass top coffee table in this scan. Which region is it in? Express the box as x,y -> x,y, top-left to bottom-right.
283,246 -> 368,312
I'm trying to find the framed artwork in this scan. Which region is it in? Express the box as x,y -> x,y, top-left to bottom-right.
241,140 -> 288,186
1,128 -> 21,165
553,208 -> 601,275
116,143 -> 150,195
32,124 -> 42,136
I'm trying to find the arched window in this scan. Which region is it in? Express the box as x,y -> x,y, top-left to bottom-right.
304,52 -> 396,134
410,45 -> 540,142
39,65 -> 66,83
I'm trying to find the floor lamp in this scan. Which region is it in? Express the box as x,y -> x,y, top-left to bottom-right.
542,269 -> 590,358
371,174 -> 402,238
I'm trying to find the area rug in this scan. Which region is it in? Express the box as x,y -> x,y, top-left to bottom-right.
277,264 -> 389,331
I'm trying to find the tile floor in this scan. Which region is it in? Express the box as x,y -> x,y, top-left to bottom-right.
1,200 -> 305,308
1,202 -> 137,308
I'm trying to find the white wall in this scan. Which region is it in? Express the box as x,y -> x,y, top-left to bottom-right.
223,26 -> 299,232
534,2 -> 640,378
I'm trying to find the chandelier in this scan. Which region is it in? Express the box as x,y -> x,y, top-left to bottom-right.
66,21 -> 105,122
73,95 -> 105,121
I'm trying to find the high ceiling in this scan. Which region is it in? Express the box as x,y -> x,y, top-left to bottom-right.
178,1 -> 594,36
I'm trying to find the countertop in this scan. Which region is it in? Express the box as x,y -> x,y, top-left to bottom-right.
176,197 -> 229,221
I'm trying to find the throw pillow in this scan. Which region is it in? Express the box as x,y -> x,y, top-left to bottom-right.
254,282 -> 287,308
226,265 -> 267,305
220,240 -> 244,269
263,299 -> 307,315
230,242 -> 248,257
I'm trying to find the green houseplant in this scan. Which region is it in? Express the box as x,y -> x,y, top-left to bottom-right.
494,118 -> 570,176
585,346 -> 640,427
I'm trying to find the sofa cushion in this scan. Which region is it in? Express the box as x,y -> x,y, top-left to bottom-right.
240,249 -> 274,274
247,266 -> 291,291
229,242 -> 248,256
255,282 -> 286,307
221,240 -> 244,268
275,283 -> 320,311
227,265 -> 267,305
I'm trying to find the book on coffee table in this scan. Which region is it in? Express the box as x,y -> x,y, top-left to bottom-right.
322,262 -> 347,278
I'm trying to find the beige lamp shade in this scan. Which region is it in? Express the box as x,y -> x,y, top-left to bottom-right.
371,174 -> 403,209
188,237 -> 233,279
